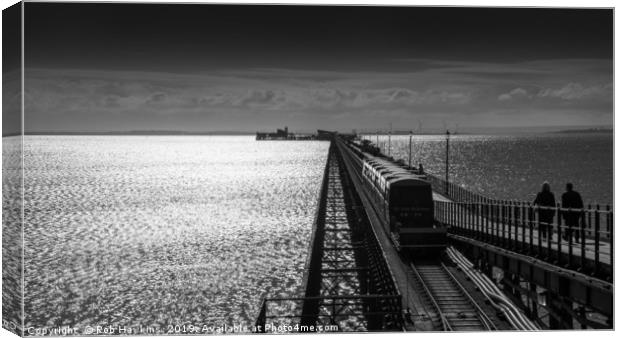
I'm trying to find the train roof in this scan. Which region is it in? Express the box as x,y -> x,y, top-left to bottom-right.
366,157 -> 410,173
363,154 -> 428,186
390,177 -> 430,186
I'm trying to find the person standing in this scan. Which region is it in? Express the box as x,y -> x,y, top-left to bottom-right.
533,182 -> 556,238
561,183 -> 584,243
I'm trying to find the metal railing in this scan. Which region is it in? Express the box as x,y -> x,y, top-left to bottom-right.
426,172 -> 613,214
434,200 -> 613,281
427,172 -> 495,204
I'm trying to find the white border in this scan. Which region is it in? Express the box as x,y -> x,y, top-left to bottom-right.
0,2 -> 616,338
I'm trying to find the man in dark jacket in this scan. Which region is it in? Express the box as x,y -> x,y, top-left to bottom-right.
533,182 -> 555,238
561,183 -> 584,243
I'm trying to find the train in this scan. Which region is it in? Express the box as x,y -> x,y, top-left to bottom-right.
339,138 -> 446,252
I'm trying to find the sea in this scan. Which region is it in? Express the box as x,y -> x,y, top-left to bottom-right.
2,132 -> 612,333
18,136 -> 329,332
374,133 -> 613,206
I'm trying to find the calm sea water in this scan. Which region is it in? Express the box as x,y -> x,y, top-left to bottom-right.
21,136 -> 329,331
2,137 -> 23,332
371,133 -> 613,205
8,133 -> 612,333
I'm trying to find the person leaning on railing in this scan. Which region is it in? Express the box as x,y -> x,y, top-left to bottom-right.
533,181 -> 556,239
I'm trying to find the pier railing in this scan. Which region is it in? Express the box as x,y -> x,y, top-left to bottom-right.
434,200 -> 613,281
426,172 -> 496,204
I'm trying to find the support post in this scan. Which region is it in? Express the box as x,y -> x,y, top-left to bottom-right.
547,291 -> 574,330
408,130 -> 412,168
445,130 -> 450,195
388,123 -> 392,157
530,283 -> 538,318
594,205 -> 600,276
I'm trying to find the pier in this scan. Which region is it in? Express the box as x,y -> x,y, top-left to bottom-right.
255,133 -> 613,332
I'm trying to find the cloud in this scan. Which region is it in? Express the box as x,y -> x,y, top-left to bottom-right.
101,95 -> 122,108
23,59 -> 612,131
237,89 -> 279,106
537,82 -> 612,100
498,87 -> 530,101
146,92 -> 168,104
304,87 -> 471,109
497,82 -> 612,104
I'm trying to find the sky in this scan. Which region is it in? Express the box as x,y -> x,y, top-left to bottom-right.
23,3 -> 613,133
2,2 -> 21,135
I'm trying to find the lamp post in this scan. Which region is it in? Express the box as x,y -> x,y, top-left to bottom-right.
388,123 -> 392,157
445,129 -> 450,195
408,130 -> 413,168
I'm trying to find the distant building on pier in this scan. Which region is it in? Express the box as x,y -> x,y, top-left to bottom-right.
256,126 -> 290,140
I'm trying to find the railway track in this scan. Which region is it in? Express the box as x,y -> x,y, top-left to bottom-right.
336,137 -> 499,331
409,259 -> 496,331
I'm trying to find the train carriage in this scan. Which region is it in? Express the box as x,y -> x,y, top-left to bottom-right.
360,151 -> 446,252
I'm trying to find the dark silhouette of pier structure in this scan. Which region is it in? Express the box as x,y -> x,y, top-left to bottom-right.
255,132 -> 613,332
256,126 -> 290,140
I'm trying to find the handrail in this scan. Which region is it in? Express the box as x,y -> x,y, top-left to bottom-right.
425,171 -> 612,213
436,201 -> 613,238
434,200 -> 613,281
